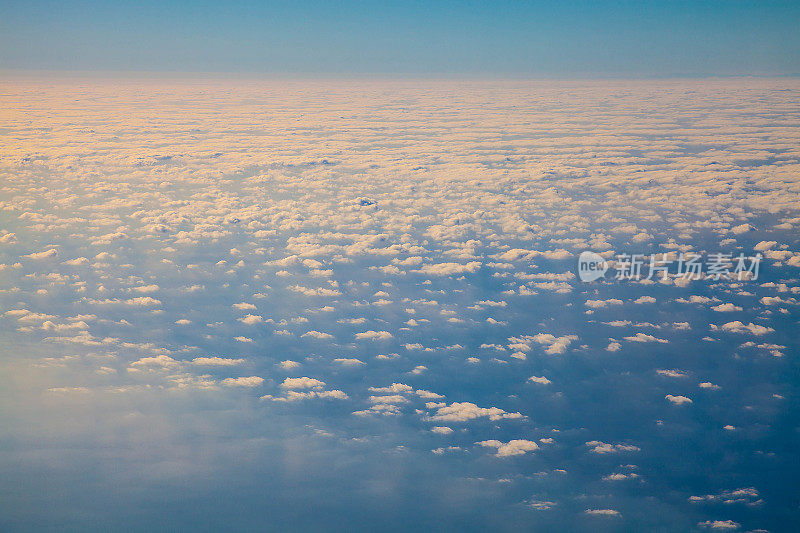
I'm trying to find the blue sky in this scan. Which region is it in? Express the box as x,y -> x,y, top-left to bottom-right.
1,0 -> 799,76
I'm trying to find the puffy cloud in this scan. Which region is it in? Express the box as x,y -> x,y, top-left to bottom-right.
130,355 -> 178,369
221,376 -> 264,387
730,223 -> 750,234
414,261 -> 481,275
585,509 -> 621,517
63,257 -> 90,266
666,394 -> 693,405
334,358 -> 365,366
477,439 -> 539,457
301,330 -> 334,339
125,297 -> 162,306
697,520 -> 740,530
754,240 -> 777,251
585,298 -> 623,309
267,389 -> 348,402
24,248 -> 58,259
528,375 -> 551,385
623,333 -> 668,343
711,303 -> 742,312
415,389 -> 444,399
657,369 -> 687,378
603,472 -> 640,481
689,487 -> 760,506
426,402 -> 523,422
532,333 -> 578,354
718,321 -> 774,335
281,377 -> 325,390
369,383 -> 413,394
132,284 -> 159,293
192,357 -> 245,366
238,314 -> 263,324
288,285 -> 342,297
586,441 -> 640,454
355,330 -> 393,340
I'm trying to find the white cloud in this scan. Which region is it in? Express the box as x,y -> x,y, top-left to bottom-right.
697,520 -> 740,530
585,509 -> 621,517
666,394 -> 693,405
477,439 -> 539,457
585,298 -> 623,308
281,377 -> 325,390
192,357 -> 245,366
586,441 -> 640,454
414,261 -> 481,275
719,321 -> 774,335
657,369 -> 687,378
623,333 -> 668,343
532,333 -> 578,354
301,330 -> 334,339
334,358 -> 365,366
426,402 -> 523,422
25,248 -> 58,259
238,314 -> 263,324
711,303 -> 742,312
221,376 -> 264,387
355,330 -> 393,340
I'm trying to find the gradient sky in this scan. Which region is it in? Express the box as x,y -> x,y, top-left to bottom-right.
1,0 -> 799,76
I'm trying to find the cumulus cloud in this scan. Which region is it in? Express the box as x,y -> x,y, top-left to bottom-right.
477,439 -> 539,457
426,402 -> 523,422
697,520 -> 740,530
192,357 -> 245,366
301,331 -> 334,339
718,321 -> 774,335
414,261 -> 481,275
221,376 -> 264,387
585,298 -> 623,309
281,377 -> 326,390
585,509 -> 621,517
355,330 -> 393,340
623,333 -> 668,343
532,333 -> 578,354
586,441 -> 640,454
238,314 -> 263,324
24,248 -> 58,259
666,394 -> 693,405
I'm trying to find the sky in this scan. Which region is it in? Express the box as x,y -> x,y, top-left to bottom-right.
1,0 -> 799,76
2,3 -> 800,532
